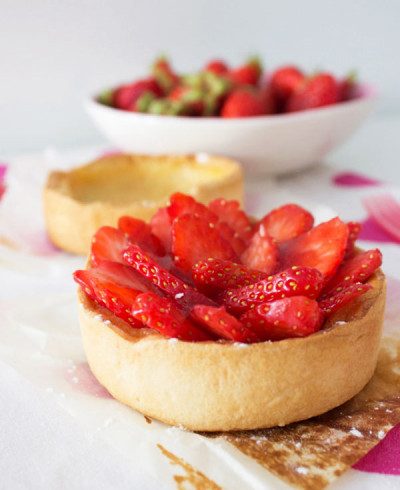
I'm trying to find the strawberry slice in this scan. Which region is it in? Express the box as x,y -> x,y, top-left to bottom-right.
208,198 -> 253,242
168,193 -> 216,222
73,261 -> 153,327
241,230 -> 278,273
257,204 -> 314,242
319,283 -> 372,315
280,217 -> 349,280
240,296 -> 323,341
90,226 -> 130,266
192,258 -> 267,295
191,305 -> 260,343
222,266 -> 323,314
132,292 -> 212,341
150,207 -> 172,253
323,249 -> 382,295
172,214 -> 237,275
345,221 -> 361,258
118,216 -> 165,256
123,244 -> 215,312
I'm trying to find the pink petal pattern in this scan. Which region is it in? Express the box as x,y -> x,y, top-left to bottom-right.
359,216 -> 399,243
354,425 -> 400,475
333,172 -> 381,187
363,194 -> 400,242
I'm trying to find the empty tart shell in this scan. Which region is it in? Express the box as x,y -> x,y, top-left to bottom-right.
44,153 -> 243,255
77,269 -> 386,432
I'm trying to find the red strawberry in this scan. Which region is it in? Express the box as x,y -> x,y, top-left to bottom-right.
113,78 -> 162,111
229,57 -> 262,86
123,244 -> 215,312
260,85 -> 277,115
338,71 -> 357,102
172,214 -> 237,274
168,86 -> 204,116
241,230 -> 278,273
152,56 -> 180,94
168,193 -> 216,222
90,226 -> 130,266
323,249 -> 382,295
280,217 -> 349,280
150,207 -> 172,253
132,292 -> 212,341
208,198 -> 253,243
191,305 -> 260,343
240,296 -> 323,341
222,266 -> 323,314
217,222 -> 247,256
118,216 -> 164,256
204,59 -> 229,76
270,66 -> 304,102
192,258 -> 267,295
257,203 -> 314,242
73,261 -> 153,327
345,221 -> 361,258
319,283 -> 371,315
221,88 -> 265,118
287,73 -> 339,112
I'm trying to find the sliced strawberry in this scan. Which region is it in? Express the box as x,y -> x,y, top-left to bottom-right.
319,283 -> 371,315
118,216 -> 164,256
192,258 -> 267,295
217,222 -> 247,256
123,244 -> 215,312
257,204 -> 314,242
209,198 -> 253,242
345,221 -> 361,258
240,296 -> 323,341
90,226 -> 130,266
323,249 -> 382,295
222,266 -> 323,314
241,231 -> 278,273
172,214 -> 237,275
191,305 -> 260,343
73,261 -> 153,327
132,292 -> 212,341
168,193 -> 217,222
280,217 -> 349,280
150,207 -> 172,253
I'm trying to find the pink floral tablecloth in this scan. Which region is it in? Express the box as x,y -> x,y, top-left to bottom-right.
0,147 -> 399,490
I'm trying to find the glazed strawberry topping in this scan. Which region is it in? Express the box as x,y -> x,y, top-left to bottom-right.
132,293 -> 212,341
123,244 -> 215,312
222,266 -> 323,315
191,305 -> 260,343
319,283 -> 372,315
257,203 -> 314,242
172,214 -> 237,274
74,194 -> 382,343
74,261 -> 153,327
192,258 -> 267,295
323,249 -> 382,295
280,217 -> 349,280
240,296 -> 323,341
241,230 -> 278,273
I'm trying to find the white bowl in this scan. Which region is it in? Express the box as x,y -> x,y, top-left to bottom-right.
85,87 -> 376,175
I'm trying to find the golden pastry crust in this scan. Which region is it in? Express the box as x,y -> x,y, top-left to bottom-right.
43,153 -> 243,255
77,270 -> 386,432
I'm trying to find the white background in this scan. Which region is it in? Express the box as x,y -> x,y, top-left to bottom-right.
1,0 -> 400,154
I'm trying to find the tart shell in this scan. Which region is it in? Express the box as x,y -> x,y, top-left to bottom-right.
77,271 -> 386,432
44,153 -> 243,255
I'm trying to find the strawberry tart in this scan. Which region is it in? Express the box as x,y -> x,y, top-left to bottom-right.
74,194 -> 385,431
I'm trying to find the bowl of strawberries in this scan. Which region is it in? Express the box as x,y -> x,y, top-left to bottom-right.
86,57 -> 376,175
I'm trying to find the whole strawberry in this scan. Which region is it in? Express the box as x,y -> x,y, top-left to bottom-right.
113,78 -> 162,111
221,88 -> 265,117
270,65 -> 304,102
152,56 -> 180,94
168,86 -> 204,116
204,59 -> 229,76
287,72 -> 339,112
229,57 -> 262,86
